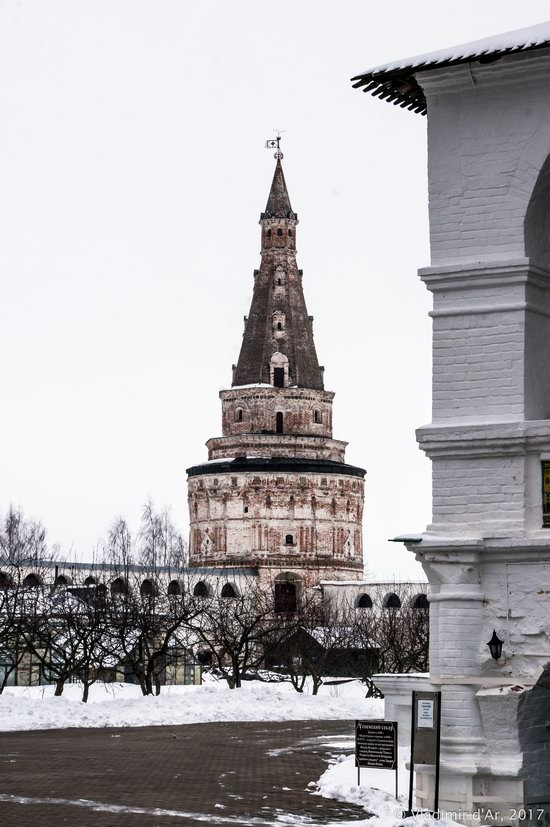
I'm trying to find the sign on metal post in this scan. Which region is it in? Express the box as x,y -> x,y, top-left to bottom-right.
406,691 -> 441,816
355,720 -> 398,800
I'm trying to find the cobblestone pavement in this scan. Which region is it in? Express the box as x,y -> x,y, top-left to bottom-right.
0,719 -> 368,826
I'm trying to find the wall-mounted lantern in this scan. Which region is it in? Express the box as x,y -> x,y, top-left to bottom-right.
487,629 -> 504,661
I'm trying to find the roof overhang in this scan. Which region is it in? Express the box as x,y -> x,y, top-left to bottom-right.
351,21 -> 550,115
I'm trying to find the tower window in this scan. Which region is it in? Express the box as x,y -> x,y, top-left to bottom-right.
276,412 -> 284,433
244,506 -> 248,514
236,408 -> 243,422
314,410 -> 322,424
285,534 -> 294,545
288,229 -> 292,237
277,322 -> 282,330
273,368 -> 285,388
277,228 -> 283,237
267,229 -> 271,237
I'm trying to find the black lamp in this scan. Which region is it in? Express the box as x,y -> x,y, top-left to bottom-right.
487,629 -> 504,661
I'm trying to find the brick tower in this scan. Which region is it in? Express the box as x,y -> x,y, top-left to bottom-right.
186,150 -> 365,596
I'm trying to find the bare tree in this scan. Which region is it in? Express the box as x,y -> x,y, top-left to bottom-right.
186,580 -> 293,689
138,501 -> 187,569
0,509 -> 51,692
354,585 -> 429,675
274,594 -> 362,695
0,507 -> 47,566
104,517 -> 133,568
104,569 -> 200,696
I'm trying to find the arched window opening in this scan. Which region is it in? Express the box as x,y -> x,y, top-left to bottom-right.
267,228 -> 272,238
277,278 -> 282,285
235,408 -> 243,422
194,581 -> 209,598
277,228 -> 283,236
288,229 -> 292,237
111,577 -> 127,596
274,582 -> 296,613
243,505 -> 248,514
276,412 -> 284,433
84,576 -> 96,587
221,583 -> 237,598
168,580 -> 182,596
23,573 -> 40,589
384,593 -> 401,609
314,410 -> 321,424
54,575 -> 70,588
0,572 -> 11,589
412,593 -> 429,610
273,369 -> 285,388
356,593 -> 372,609
140,579 -> 154,597
285,534 -> 294,546
277,322 -> 282,330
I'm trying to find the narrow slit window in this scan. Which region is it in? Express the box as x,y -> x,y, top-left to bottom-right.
276,412 -> 283,433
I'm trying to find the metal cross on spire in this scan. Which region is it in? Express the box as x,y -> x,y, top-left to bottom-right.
265,131 -> 284,160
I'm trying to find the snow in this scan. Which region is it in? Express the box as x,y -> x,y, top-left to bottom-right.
359,21 -> 550,77
0,677 -> 382,732
222,384 -> 275,390
313,749 -> 462,827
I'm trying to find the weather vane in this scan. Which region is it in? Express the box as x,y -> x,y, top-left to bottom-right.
265,130 -> 284,160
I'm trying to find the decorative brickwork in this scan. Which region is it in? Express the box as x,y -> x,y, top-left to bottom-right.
187,157 -> 365,585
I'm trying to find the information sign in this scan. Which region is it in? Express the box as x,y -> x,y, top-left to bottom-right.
355,720 -> 398,799
355,720 -> 397,769
417,699 -> 434,729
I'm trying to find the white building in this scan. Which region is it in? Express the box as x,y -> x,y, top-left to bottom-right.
353,21 -> 550,820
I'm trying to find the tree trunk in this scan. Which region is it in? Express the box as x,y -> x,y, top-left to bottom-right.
82,682 -> 90,703
144,673 -> 153,695
54,677 -> 65,696
232,657 -> 241,688
154,677 -> 161,696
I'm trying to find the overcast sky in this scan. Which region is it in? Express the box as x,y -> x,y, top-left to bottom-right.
2,1 -> 549,578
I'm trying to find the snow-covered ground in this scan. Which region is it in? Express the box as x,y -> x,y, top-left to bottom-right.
313,744 -> 461,827
0,677 -> 381,732
0,679 -> 464,826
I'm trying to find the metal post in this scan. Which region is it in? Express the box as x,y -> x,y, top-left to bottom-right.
395,726 -> 399,801
357,765 -> 360,786
408,690 -> 416,815
434,691 -> 441,816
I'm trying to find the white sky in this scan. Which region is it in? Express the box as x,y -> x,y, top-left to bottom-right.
2,1 -> 549,578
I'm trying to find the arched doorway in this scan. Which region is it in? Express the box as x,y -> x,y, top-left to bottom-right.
274,573 -> 301,613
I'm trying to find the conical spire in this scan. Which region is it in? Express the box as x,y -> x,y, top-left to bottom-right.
232,158 -> 324,390
261,160 -> 297,220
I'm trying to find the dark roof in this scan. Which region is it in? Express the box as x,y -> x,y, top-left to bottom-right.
187,456 -> 366,478
351,21 -> 550,115
261,160 -> 297,220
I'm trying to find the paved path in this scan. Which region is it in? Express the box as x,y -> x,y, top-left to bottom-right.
0,720 -> 367,826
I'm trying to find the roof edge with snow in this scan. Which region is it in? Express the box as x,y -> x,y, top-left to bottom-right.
351,21 -> 550,115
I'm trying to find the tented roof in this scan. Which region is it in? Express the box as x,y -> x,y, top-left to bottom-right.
351,21 -> 550,115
